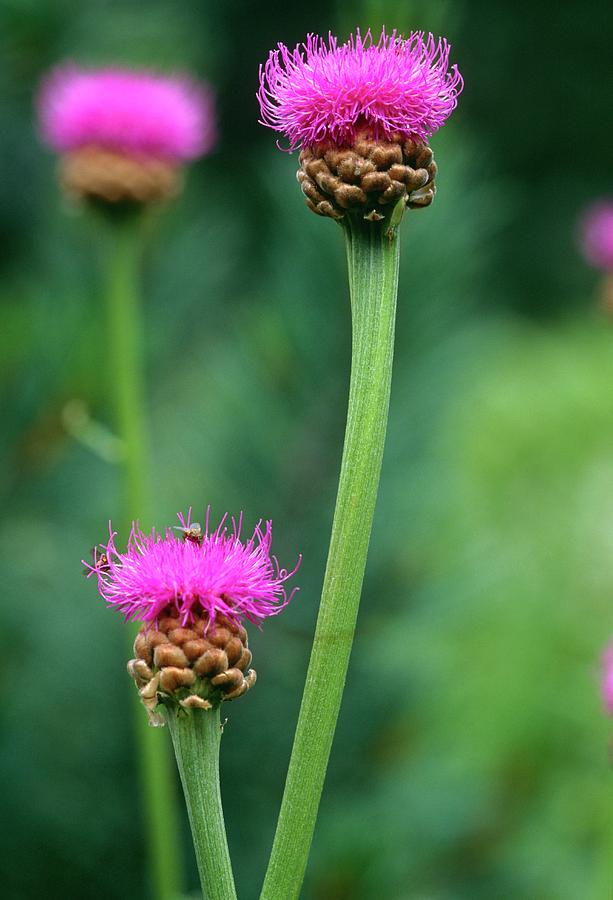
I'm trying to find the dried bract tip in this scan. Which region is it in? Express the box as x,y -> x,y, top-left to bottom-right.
180,696 -> 212,711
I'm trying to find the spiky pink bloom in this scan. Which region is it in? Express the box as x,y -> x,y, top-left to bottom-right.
38,65 -> 216,161
258,28 -> 463,151
84,509 -> 300,628
602,643 -> 613,715
580,201 -> 613,271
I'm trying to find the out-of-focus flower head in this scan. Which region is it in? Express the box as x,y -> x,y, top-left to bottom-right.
37,65 -> 216,205
602,643 -> 613,715
258,28 -> 463,152
579,201 -> 613,271
38,65 -> 216,162
84,508 -> 300,629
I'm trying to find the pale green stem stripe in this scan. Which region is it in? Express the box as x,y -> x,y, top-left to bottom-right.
260,214 -> 400,899
106,218 -> 150,519
105,218 -> 183,900
166,707 -> 238,900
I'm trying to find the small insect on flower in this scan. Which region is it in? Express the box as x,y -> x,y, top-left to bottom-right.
82,546 -> 109,576
173,516 -> 204,546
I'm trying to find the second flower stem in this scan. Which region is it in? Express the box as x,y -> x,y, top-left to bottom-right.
260,213 -> 400,899
106,217 -> 151,519
105,216 -> 183,900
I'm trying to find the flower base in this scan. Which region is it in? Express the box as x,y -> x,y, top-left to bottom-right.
128,612 -> 256,724
60,146 -> 181,205
297,134 -> 437,221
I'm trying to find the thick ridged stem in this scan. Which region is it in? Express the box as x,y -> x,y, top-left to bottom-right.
260,213 -> 400,898
105,218 -> 183,900
166,707 -> 237,900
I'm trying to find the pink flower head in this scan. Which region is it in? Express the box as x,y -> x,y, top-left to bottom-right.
579,201 -> 613,271
38,65 -> 216,161
602,643 -> 613,715
257,28 -> 463,151
84,508 -> 300,628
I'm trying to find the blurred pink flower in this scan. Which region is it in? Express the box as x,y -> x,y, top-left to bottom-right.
579,201 -> 613,271
602,644 -> 613,715
38,65 -> 216,161
258,28 -> 463,151
84,508 -> 300,628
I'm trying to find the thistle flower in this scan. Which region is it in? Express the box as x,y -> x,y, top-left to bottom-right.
87,508 -> 299,626
258,29 -> 463,221
602,643 -> 613,715
579,201 -> 613,272
84,509 -> 300,720
258,29 -> 462,151
38,65 -> 216,204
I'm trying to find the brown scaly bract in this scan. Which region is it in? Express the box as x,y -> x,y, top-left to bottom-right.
297,135 -> 437,221
128,612 -> 256,725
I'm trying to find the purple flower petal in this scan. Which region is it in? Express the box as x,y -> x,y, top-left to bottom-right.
580,201 -> 613,271
84,508 -> 301,628
257,29 -> 463,151
38,65 -> 216,161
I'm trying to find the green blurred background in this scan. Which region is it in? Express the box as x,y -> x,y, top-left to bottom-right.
2,1 -> 613,898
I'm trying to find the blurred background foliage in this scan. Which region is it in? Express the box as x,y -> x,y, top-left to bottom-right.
1,0 -> 613,898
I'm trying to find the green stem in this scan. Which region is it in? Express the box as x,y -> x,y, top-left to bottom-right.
260,213 -> 400,899
105,217 -> 183,900
166,707 -> 237,900
106,217 -> 150,518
